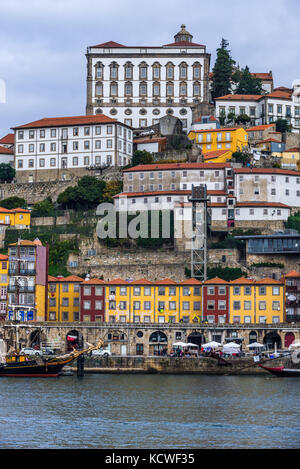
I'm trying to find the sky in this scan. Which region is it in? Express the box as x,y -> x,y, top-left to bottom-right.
0,0 -> 299,137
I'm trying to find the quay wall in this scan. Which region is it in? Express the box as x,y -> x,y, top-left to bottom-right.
77,356 -> 287,375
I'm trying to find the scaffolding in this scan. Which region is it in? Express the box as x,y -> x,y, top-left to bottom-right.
188,185 -> 208,281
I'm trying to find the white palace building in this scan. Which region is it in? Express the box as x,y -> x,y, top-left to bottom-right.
85,25 -> 211,132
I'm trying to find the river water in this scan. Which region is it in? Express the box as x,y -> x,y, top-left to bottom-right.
0,373 -> 299,449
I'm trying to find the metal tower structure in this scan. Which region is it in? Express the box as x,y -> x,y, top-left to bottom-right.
188,185 -> 209,281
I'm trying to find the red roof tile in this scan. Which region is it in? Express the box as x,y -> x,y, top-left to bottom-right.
114,190 -> 191,198
91,41 -> 126,48
247,124 -> 275,132
81,278 -> 105,285
203,277 -> 228,284
285,270 -> 300,278
134,137 -> 167,145
163,40 -> 205,47
229,277 -> 254,284
267,90 -> 292,99
155,278 -> 177,285
57,275 -> 84,282
0,254 -> 8,260
203,150 -> 231,160
180,278 -> 202,285
0,133 -> 14,145
107,278 -> 130,285
215,94 -> 264,101
234,168 -> 300,176
252,73 -> 273,81
123,162 -> 231,172
236,201 -> 290,208
0,145 -> 13,154
256,278 -> 283,284
12,114 -> 118,130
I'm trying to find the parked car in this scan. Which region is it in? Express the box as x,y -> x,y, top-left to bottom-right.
90,348 -> 111,357
41,347 -> 55,356
20,347 -> 42,357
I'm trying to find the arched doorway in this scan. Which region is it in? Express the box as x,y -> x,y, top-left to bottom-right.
29,330 -> 41,349
263,332 -> 282,350
285,332 -> 295,348
66,330 -> 83,351
249,331 -> 258,345
149,331 -> 168,356
187,332 -> 204,348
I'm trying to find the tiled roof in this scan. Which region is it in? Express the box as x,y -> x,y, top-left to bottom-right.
203,277 -> 228,284
256,277 -> 283,284
247,124 -> 275,132
90,41 -> 126,48
0,254 -> 8,260
266,90 -> 292,99
190,127 -> 241,133
9,240 -> 41,246
155,278 -> 177,285
134,137 -> 167,144
0,145 -> 13,154
234,168 -> 300,176
107,278 -> 130,285
114,190 -> 191,198
257,138 -> 282,143
0,207 -> 30,213
81,278 -> 105,285
131,278 -> 153,285
236,201 -> 290,208
285,147 -> 300,152
203,150 -> 231,160
285,270 -> 300,278
252,72 -> 273,81
0,133 -> 14,145
57,275 -> 84,282
215,94 -> 264,101
48,275 -> 58,282
180,278 -> 202,285
229,277 -> 254,284
12,114 -> 118,130
123,162 -> 231,172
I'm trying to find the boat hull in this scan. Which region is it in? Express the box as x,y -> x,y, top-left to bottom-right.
0,357 -> 74,377
259,365 -> 300,377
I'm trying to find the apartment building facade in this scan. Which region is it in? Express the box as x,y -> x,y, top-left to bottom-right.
86,25 -> 211,131
13,115 -> 133,183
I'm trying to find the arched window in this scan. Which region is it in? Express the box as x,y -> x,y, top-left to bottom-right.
95,82 -> 103,96
139,62 -> 148,80
180,81 -> 187,96
95,62 -> 104,80
166,62 -> 174,80
110,62 -> 119,80
193,81 -> 201,96
166,81 -> 174,97
124,81 -> 132,97
149,331 -> 168,343
152,62 -> 161,80
193,62 -> 202,80
110,82 -> 118,97
152,81 -> 160,97
179,62 -> 188,80
139,81 -> 147,97
124,62 -> 133,79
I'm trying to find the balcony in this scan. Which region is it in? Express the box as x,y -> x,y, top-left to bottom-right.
8,285 -> 17,293
19,269 -> 36,276
286,315 -> 300,323
19,286 -> 35,293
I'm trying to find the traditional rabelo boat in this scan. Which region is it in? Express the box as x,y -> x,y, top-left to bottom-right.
259,364 -> 300,377
0,339 -> 103,377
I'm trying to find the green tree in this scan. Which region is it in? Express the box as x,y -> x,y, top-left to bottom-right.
0,164 -> 15,183
235,114 -> 251,125
276,118 -> 292,133
211,38 -> 235,100
57,176 -> 106,210
131,150 -> 153,167
234,66 -> 263,95
102,180 -> 123,202
31,197 -> 55,217
0,196 -> 27,209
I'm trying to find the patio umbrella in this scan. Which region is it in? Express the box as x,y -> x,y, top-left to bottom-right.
185,343 -> 199,348
172,342 -> 187,347
247,342 -> 264,348
202,341 -> 221,349
289,341 -> 300,350
223,342 -> 240,348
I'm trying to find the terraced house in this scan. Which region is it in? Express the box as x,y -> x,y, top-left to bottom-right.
47,275 -> 83,321
104,278 -> 202,323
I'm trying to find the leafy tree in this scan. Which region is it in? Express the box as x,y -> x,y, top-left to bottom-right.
0,196 -> 27,209
211,38 -> 235,100
276,118 -> 292,133
31,197 -> 55,217
57,176 -> 106,210
226,112 -> 236,125
0,164 -> 15,183
232,151 -> 251,164
131,150 -> 153,167
234,66 -> 263,95
102,180 -> 123,202
235,114 -> 251,125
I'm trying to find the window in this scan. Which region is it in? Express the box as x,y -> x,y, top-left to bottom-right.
272,286 -> 280,295
259,301 -> 266,310
233,286 -> 240,295
259,286 -> 266,295
244,301 -> 252,310
272,301 -> 280,310
50,158 -> 56,167
207,300 -> 215,310
208,286 -> 215,295
233,301 -> 240,310
218,300 -> 226,310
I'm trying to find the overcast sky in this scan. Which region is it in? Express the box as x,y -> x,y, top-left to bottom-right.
0,0 -> 299,137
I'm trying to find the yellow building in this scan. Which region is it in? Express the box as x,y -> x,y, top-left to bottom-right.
229,277 -> 284,325
0,254 -> 8,320
203,149 -> 232,163
47,275 -> 83,322
104,278 -> 202,324
0,207 -> 31,228
272,147 -> 300,169
188,127 -> 248,156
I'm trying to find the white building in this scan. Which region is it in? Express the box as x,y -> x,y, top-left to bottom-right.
215,81 -> 300,132
85,25 -> 211,132
12,114 -> 133,183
